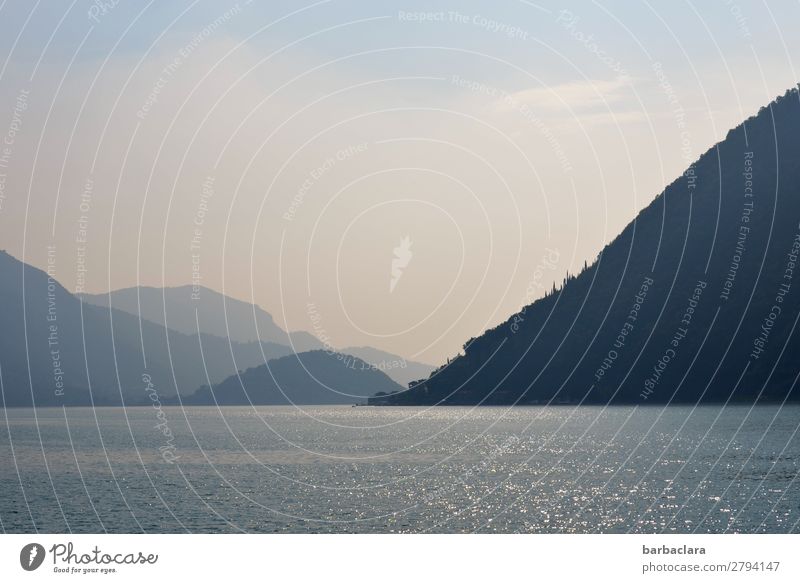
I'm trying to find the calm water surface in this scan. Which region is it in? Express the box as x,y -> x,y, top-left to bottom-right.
1,405 -> 798,533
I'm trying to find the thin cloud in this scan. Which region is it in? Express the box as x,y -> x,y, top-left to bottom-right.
496,76 -> 635,112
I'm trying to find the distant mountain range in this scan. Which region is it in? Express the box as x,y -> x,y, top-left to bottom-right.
0,251 -> 419,406
0,250 -> 294,406
176,350 -> 403,405
79,286 -> 323,351
375,86 -> 800,405
79,287 -> 434,388
339,346 -> 434,388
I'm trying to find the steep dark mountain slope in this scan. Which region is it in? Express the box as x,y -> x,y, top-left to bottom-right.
0,251 -> 293,406
377,87 -> 800,405
180,350 -> 403,405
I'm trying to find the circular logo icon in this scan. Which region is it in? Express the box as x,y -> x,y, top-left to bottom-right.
20,543 -> 46,571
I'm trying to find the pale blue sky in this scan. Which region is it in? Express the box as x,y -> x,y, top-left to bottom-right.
1,1 -> 798,362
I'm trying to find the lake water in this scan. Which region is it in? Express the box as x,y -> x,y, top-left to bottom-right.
1,405 -> 798,533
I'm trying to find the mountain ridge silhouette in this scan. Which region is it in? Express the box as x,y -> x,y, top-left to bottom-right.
375,85 -> 800,406
0,251 -> 403,406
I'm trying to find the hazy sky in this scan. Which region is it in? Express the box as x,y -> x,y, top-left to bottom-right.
1,0 -> 798,364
